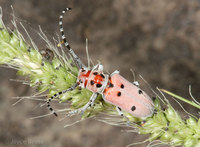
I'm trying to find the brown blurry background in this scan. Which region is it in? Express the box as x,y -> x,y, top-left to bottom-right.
0,0 -> 200,147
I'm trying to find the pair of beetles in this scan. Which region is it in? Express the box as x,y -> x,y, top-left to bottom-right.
46,8 -> 154,119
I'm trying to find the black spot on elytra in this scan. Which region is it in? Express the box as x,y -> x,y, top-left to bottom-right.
131,105 -> 136,111
117,92 -> 121,96
90,80 -> 95,85
96,83 -> 102,88
59,91 -> 62,95
138,90 -> 143,94
93,72 -> 98,75
109,83 -> 114,88
121,84 -> 124,88
100,74 -> 105,78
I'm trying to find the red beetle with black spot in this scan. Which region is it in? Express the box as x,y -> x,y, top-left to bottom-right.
75,61 -> 154,118
46,8 -> 154,118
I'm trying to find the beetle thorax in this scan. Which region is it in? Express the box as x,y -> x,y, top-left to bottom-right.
77,68 -> 108,93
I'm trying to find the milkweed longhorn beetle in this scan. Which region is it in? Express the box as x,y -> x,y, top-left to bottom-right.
46,8 -> 154,118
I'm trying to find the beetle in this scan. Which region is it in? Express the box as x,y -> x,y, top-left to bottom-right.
46,8 -> 154,118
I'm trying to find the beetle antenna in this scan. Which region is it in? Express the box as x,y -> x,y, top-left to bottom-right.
59,8 -> 85,69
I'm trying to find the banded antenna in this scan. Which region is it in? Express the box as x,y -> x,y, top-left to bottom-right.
59,8 -> 85,69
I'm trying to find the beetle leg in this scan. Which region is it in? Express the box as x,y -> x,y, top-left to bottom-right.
68,93 -> 99,116
133,81 -> 140,87
97,64 -> 103,71
92,64 -> 103,72
92,64 -> 99,70
116,107 -> 124,116
116,107 -> 131,125
80,92 -> 99,115
46,82 -> 79,116
111,70 -> 120,76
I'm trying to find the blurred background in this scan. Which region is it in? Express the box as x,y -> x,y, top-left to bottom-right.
0,0 -> 200,147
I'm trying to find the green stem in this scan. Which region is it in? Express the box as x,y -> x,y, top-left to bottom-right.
160,89 -> 200,110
